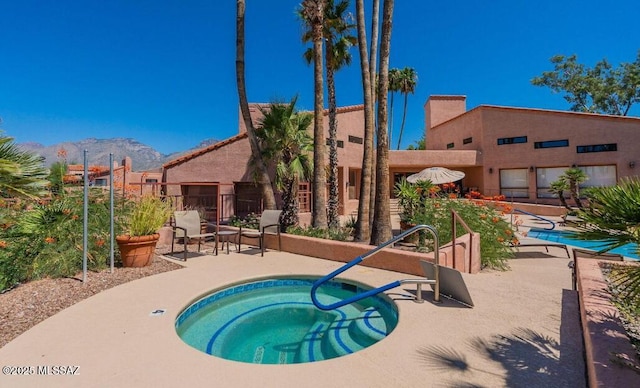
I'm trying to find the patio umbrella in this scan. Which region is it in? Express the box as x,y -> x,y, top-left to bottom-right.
406,167 -> 465,184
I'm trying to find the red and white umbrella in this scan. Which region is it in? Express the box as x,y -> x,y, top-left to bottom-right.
406,167 -> 465,184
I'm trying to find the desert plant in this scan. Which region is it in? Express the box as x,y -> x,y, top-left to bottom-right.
0,132 -> 49,200
412,198 -> 515,270
575,178 -> 640,307
548,179 -> 571,210
0,189 -> 120,288
559,167 -> 588,208
122,195 -> 172,237
394,177 -> 439,225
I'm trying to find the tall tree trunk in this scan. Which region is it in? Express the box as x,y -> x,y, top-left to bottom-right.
396,91 -> 408,149
307,0 -> 328,229
281,175 -> 299,230
569,182 -> 584,208
326,40 -> 340,230
355,0 -> 373,242
368,0 -> 380,233
370,0 -> 394,246
388,91 -> 394,148
236,0 -> 276,210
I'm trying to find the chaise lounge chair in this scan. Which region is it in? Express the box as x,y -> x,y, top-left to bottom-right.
239,210 -> 282,256
171,210 -> 217,261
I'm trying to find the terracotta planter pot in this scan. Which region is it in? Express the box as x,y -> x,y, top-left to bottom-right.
116,234 -> 160,267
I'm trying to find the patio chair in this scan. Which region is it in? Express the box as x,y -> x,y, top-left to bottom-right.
171,210 -> 217,261
239,210 -> 282,256
569,247 -> 623,290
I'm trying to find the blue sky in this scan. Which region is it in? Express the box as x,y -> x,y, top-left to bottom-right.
2,0 -> 638,154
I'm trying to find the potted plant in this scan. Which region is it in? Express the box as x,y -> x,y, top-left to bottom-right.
116,195 -> 172,267
394,178 -> 423,244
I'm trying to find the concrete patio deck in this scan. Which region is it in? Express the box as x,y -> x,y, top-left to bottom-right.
0,244 -> 585,387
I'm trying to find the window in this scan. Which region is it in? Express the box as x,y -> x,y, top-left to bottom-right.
497,136 -> 527,145
348,135 -> 363,144
94,178 -> 107,187
145,178 -> 158,183
446,142 -> 455,149
536,167 -> 567,198
534,139 -> 569,149
579,165 -> 616,188
500,168 -> 529,198
463,137 -> 472,145
576,143 -> 617,153
536,165 -> 616,198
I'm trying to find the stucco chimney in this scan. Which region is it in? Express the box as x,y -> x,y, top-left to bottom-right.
424,95 -> 467,130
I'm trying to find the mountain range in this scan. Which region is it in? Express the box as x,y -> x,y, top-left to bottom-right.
18,137 -> 219,171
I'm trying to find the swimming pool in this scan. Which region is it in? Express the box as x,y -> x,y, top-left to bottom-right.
175,276 -> 398,364
527,228 -> 639,260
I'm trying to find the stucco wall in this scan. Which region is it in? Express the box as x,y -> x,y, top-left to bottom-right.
428,104 -> 640,202
424,95 -> 467,130
254,231 -> 482,275
164,136 -> 252,197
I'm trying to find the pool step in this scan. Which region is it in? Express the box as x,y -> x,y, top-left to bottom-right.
294,304 -> 393,363
295,321 -> 327,363
324,306 -> 391,358
348,307 -> 389,347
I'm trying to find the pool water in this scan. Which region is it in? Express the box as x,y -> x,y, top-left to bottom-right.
527,228 -> 639,260
175,277 -> 398,364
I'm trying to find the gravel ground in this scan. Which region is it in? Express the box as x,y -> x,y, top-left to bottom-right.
0,247 -> 183,349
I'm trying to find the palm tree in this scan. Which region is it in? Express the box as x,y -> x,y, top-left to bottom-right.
236,0 -> 277,211
387,67 -> 401,147
367,0 -> 380,234
300,0 -> 328,229
560,167 -> 588,208
406,135 -> 425,150
575,178 -> 640,305
548,179 -> 570,210
0,133 -> 48,200
370,0 -> 394,245
256,97 -> 314,229
354,0 -> 374,242
396,67 -> 418,150
301,0 -> 356,229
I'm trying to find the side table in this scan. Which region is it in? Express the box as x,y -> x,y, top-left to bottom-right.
217,230 -> 239,255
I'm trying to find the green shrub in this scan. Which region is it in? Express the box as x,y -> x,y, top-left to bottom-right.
123,195 -> 171,236
229,213 -> 260,229
412,198 -> 515,270
287,225 -> 352,242
0,189 -> 127,291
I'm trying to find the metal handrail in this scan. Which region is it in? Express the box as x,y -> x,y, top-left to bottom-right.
310,225 -> 440,310
451,209 -> 474,273
514,208 -> 556,230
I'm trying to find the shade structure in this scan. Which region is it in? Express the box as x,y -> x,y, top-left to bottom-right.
406,167 -> 465,184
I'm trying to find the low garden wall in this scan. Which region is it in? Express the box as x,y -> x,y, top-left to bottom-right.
576,259 -> 640,387
258,231 -> 481,275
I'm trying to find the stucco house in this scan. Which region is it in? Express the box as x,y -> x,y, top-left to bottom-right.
161,96 -> 640,223
423,95 -> 640,204
162,104 -> 366,222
